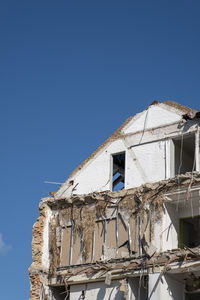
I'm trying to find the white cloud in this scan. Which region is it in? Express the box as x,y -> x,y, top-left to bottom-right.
0,233 -> 11,255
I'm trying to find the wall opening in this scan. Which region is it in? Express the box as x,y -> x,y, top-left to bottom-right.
112,152 -> 125,191
129,276 -> 148,299
185,273 -> 200,299
173,134 -> 195,175
185,293 -> 200,300
179,216 -> 200,248
51,285 -> 69,300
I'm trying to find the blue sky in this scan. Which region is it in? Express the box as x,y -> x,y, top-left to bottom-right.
0,0 -> 200,299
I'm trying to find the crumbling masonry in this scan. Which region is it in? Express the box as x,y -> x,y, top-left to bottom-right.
29,101 -> 200,299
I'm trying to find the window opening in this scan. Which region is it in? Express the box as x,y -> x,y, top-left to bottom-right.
112,152 -> 125,191
173,134 -> 195,175
179,215 -> 200,248
51,285 -> 70,300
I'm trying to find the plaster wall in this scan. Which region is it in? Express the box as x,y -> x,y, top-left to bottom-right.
70,281 -> 124,300
161,203 -> 179,251
56,139 -> 166,198
42,207 -> 52,269
123,105 -> 181,135
126,140 -> 166,189
56,139 -> 126,197
148,273 -> 184,300
124,120 -> 197,148
152,219 -> 163,252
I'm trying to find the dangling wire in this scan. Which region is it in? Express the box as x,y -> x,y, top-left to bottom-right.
139,109 -> 149,145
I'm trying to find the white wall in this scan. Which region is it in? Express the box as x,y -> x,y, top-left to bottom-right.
148,273 -> 184,300
122,105 -> 181,135
161,203 -> 179,251
70,281 -> 124,300
56,139 -> 127,197
42,207 -> 52,269
56,139 -> 166,198
126,141 -> 166,189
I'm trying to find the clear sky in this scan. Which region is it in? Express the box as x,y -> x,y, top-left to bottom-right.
0,0 -> 200,299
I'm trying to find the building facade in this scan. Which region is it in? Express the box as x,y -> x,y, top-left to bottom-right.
29,101 -> 200,300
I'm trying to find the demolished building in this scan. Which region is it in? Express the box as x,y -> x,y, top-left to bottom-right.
29,100 -> 200,300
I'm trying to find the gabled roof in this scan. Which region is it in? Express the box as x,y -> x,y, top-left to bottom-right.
63,100 -> 199,181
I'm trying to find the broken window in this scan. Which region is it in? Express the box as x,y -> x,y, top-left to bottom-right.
179,216 -> 200,248
172,134 -> 195,176
112,152 -> 125,191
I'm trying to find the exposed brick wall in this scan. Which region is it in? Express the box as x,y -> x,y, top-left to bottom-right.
32,206 -> 46,267
29,205 -> 46,300
29,273 -> 41,300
